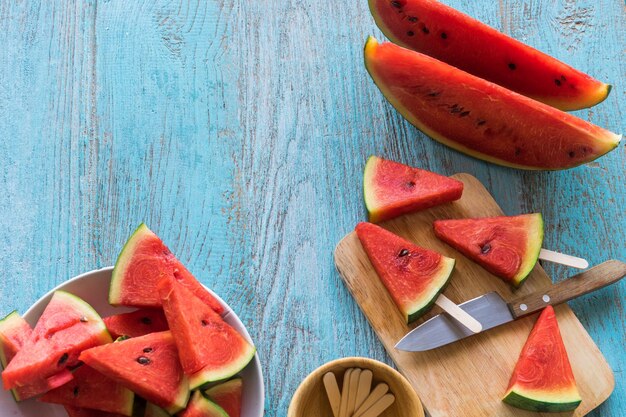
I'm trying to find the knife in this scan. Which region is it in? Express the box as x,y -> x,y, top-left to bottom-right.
395,260 -> 626,352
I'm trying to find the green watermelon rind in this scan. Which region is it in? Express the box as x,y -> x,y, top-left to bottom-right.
503,388 -> 582,412
204,376 -> 242,399
0,311 -> 27,402
188,343 -> 256,390
405,256 -> 456,323
109,223 -> 151,306
511,213 -> 544,287
363,155 -> 382,222
185,391 -> 230,417
145,402 -> 171,417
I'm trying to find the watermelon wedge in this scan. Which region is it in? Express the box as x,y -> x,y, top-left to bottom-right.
369,0 -> 611,110
145,403 -> 171,417
103,309 -> 169,339
40,365 -> 135,416
0,311 -> 74,401
364,37 -> 621,170
79,331 -> 190,414
158,276 -> 256,390
434,213 -> 543,287
64,405 -> 127,417
363,156 -> 463,222
2,291 -> 111,390
180,391 -> 229,417
503,306 -> 581,412
355,222 -> 455,323
204,378 -> 243,417
109,223 -> 224,315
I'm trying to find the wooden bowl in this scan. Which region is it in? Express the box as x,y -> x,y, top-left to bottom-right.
288,357 -> 424,417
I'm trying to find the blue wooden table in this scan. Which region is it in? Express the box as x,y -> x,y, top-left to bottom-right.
0,1 -> 623,415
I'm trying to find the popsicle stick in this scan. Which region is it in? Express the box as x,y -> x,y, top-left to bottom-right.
353,383 -> 389,417
354,369 -> 373,411
346,368 -> 361,416
323,372 -> 341,417
355,394 -> 395,417
435,294 -> 482,333
539,249 -> 589,269
338,368 -> 353,417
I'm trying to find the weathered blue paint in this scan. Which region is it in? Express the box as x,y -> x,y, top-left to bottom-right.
0,1 -> 623,415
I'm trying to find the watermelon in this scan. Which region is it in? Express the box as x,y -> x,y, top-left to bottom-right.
355,222 -> 455,323
145,403 -> 171,417
364,37 -> 621,170
39,365 -> 135,416
64,405 -> 127,417
363,156 -> 463,222
158,276 -> 256,390
503,306 -> 581,412
0,311 -> 74,401
109,223 -> 225,315
2,291 -> 111,390
103,309 -> 169,339
79,331 -> 190,414
434,213 -> 543,287
368,0 -> 611,111
180,391 -> 229,417
204,378 -> 243,417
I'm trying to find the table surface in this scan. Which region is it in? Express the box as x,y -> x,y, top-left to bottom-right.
0,1 -> 623,416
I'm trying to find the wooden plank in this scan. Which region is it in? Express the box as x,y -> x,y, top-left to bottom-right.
335,174 -> 614,417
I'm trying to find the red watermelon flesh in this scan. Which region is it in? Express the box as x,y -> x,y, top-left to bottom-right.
2,291 -> 111,390
364,37 -> 621,170
204,378 -> 243,417
109,224 -> 224,315
503,306 -> 581,412
158,276 -> 256,388
180,391 -> 229,417
0,311 -> 74,401
64,405 -> 127,417
369,0 -> 611,111
79,331 -> 189,414
363,155 -> 463,222
355,222 -> 455,323
39,365 -> 134,416
433,213 -> 543,287
103,309 -> 169,339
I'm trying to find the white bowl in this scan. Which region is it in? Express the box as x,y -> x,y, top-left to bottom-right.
0,267 -> 264,417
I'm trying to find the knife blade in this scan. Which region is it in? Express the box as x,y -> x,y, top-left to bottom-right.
395,260 -> 626,352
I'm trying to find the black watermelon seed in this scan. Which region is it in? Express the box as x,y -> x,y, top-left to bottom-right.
459,111 -> 470,117
427,91 -> 440,97
79,316 -> 88,323
515,147 -> 522,156
391,0 -> 402,8
440,32 -> 447,39
140,317 -> 152,325
143,347 -> 153,353
406,181 -> 416,187
422,26 -> 430,34
73,386 -> 79,397
477,119 -> 487,126
57,353 -> 69,367
398,249 -> 410,257
137,356 -> 151,365
201,320 -> 209,327
480,244 -> 491,254
408,16 -> 418,22
407,31 -> 414,37
508,63 -> 516,70
451,106 -> 462,114
561,75 -> 567,81
569,151 -> 576,158
554,79 -> 562,86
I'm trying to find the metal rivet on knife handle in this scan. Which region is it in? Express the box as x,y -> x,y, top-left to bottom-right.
323,372 -> 341,417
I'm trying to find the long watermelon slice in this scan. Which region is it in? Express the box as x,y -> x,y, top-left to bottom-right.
109,223 -> 225,314
503,306 -> 581,411
364,37 -> 621,170
434,213 -> 543,287
64,405 -> 127,417
158,276 -> 256,390
204,378 -> 243,417
103,309 -> 169,339
180,391 -> 229,417
39,365 -> 135,416
369,0 -> 611,111
363,156 -> 463,222
0,311 -> 74,401
2,292 -> 111,390
79,331 -> 189,414
355,222 -> 455,323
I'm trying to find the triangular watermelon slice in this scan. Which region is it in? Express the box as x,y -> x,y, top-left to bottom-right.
180,391 -> 229,417
0,311 -> 74,401
64,405 -> 127,417
2,292 -> 111,390
158,276 -> 256,390
363,156 -> 463,222
433,213 -> 544,287
109,223 -> 224,315
503,306 -> 581,412
79,331 -> 189,414
355,222 -> 455,323
204,378 -> 243,417
103,309 -> 169,339
39,365 -> 135,416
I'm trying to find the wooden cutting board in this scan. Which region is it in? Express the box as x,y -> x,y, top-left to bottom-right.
334,173 -> 614,417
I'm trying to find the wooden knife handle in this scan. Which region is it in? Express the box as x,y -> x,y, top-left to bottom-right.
508,260 -> 626,318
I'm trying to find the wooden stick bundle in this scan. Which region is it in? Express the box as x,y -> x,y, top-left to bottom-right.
323,369 -> 395,417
